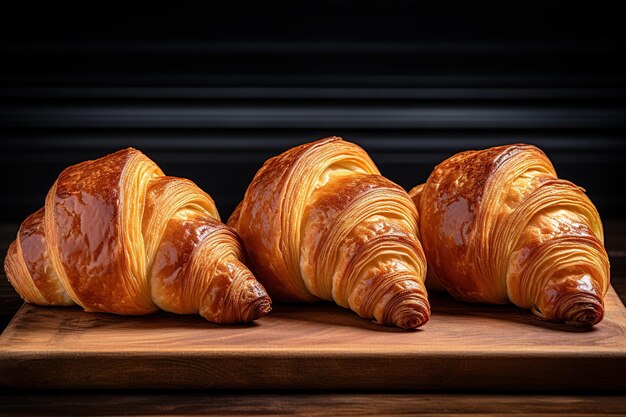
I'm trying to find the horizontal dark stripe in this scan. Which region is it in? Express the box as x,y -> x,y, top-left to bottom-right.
3,87 -> 625,100
1,105 -> 623,129
4,75 -> 625,89
5,40 -> 622,55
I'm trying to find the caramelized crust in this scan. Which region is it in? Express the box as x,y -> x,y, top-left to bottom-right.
229,137 -> 430,329
4,148 -> 270,324
410,144 -> 609,326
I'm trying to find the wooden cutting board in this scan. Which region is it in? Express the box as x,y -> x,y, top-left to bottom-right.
1,287 -> 625,391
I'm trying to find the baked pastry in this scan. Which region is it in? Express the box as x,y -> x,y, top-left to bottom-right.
4,148 -> 271,323
410,144 -> 610,326
228,137 -> 430,329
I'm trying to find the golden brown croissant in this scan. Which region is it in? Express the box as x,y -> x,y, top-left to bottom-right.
4,148 -> 271,324
228,137 -> 430,329
410,144 -> 610,327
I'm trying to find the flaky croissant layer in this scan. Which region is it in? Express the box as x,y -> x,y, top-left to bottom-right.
4,148 -> 271,324
410,144 -> 610,327
229,137 -> 430,329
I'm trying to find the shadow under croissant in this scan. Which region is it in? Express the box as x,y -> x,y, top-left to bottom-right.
24,296 -> 597,333
23,303 -> 414,333
268,301 -> 422,333
35,306 -> 265,332
428,293 -> 598,333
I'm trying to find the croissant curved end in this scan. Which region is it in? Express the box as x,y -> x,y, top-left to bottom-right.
235,267 -> 273,322
385,292 -> 431,329
556,291 -> 604,328
195,256 -> 273,324
533,296 -> 604,328
532,276 -> 605,327
562,301 -> 604,327
244,294 -> 273,322
391,305 -> 430,329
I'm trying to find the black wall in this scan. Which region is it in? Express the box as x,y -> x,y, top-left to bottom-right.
1,1 -> 624,222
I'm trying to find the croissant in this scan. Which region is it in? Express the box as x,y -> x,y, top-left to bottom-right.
4,148 -> 271,324
410,144 -> 610,327
228,137 -> 430,329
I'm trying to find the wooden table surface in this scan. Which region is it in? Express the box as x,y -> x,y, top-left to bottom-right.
1,222 -> 625,416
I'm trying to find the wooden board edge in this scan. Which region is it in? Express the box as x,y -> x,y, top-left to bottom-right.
1,351 -> 625,391
3,393 -> 626,416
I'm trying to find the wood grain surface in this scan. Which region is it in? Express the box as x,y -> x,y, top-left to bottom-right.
1,286 -> 625,391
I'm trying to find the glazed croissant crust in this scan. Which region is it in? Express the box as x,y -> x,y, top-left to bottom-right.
410,144 -> 610,327
4,148 -> 271,324
228,137 -> 430,329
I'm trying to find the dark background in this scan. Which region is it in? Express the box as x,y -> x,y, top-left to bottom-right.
1,0 -> 624,223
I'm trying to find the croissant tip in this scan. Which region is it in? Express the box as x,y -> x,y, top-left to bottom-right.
562,301 -> 604,327
536,289 -> 605,327
388,297 -> 431,329
249,296 -> 272,321
393,313 -> 429,330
